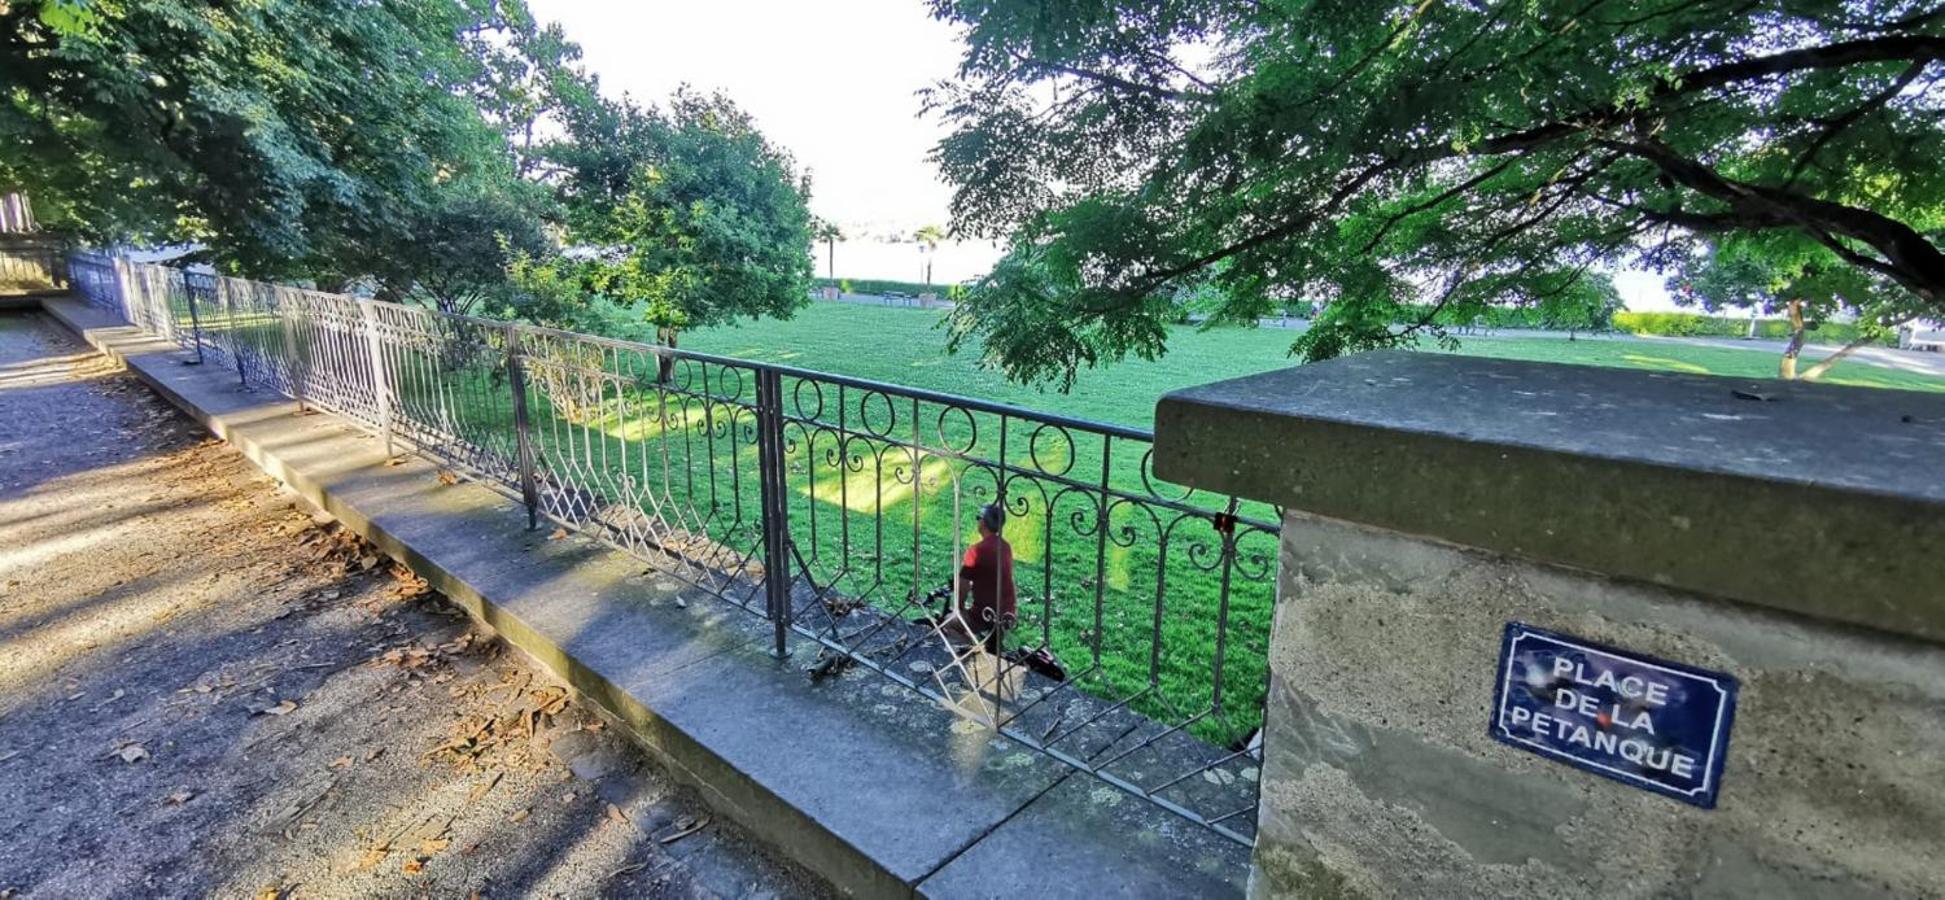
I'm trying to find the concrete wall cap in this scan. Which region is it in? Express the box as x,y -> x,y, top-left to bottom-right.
1154,351 -> 1945,642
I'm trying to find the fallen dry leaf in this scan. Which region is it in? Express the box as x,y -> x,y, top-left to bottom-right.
353,846 -> 390,871
548,527 -> 567,541
466,772 -> 503,805
401,858 -> 426,875
328,756 -> 353,770
364,747 -> 386,763
165,788 -> 196,805
436,471 -> 459,486
606,803 -> 628,824
259,699 -> 299,717
117,744 -> 150,764
658,814 -> 710,845
508,808 -> 531,824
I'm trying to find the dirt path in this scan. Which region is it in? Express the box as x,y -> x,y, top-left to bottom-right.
0,312 -> 824,899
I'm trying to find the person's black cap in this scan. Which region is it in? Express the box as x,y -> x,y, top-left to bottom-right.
978,502 -> 1005,531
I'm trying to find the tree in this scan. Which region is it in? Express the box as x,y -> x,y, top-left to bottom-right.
814,218 -> 845,279
1673,236 -> 1920,379
915,224 -> 947,286
511,89 -> 815,379
0,0 -> 531,289
385,173 -> 554,316
925,0 -> 1945,387
1533,275 -> 1624,340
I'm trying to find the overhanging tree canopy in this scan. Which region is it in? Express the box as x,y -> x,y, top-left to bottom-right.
926,0 -> 1945,386
0,0 -> 530,288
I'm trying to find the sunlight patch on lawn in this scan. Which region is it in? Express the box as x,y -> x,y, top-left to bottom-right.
798,455 -> 956,514
1620,353 -> 1713,375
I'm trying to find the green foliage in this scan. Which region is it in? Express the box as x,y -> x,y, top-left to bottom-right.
0,0 -> 535,289
1611,311 -> 1889,346
1611,312 -> 1751,338
1666,233 -> 1922,355
509,89 -> 815,338
926,0 -> 1945,386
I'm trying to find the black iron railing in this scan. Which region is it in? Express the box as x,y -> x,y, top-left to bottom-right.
78,255 -> 1280,844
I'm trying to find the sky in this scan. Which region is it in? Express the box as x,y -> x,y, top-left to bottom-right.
527,0 -> 1684,308
527,0 -> 1004,284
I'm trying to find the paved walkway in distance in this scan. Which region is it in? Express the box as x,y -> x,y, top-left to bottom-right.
0,311 -> 825,898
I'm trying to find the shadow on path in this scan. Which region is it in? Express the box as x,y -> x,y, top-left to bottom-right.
0,312 -> 825,898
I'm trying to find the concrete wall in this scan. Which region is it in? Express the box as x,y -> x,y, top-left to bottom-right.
1253,511 -> 1944,898
1150,353 -> 1945,899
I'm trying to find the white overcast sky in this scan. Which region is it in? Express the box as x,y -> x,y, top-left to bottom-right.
528,0 -> 965,233
526,0 -> 1681,307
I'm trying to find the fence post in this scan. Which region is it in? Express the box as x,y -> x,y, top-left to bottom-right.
358,300 -> 394,456
505,325 -> 541,530
276,288 -> 304,410
220,278 -> 246,386
183,274 -> 205,366
110,255 -> 135,324
754,365 -> 792,659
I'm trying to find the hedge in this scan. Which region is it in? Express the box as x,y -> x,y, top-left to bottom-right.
1612,311 -> 1887,345
814,277 -> 966,300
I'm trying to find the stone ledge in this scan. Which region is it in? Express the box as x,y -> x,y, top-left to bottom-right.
1154,351 -> 1945,644
34,297 -> 1249,899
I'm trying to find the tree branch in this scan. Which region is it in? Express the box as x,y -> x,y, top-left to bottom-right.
1785,58 -> 1931,185
1010,53 -> 1208,103
1600,137 -> 1945,300
1666,35 -> 1945,97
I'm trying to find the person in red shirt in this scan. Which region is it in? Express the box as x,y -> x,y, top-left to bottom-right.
957,502 -> 1018,654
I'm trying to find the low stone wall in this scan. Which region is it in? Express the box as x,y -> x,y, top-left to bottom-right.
1154,351 -> 1945,898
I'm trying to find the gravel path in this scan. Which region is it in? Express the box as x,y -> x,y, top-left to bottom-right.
0,312 -> 825,899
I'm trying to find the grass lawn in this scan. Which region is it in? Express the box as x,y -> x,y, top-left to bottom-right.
683,302 -> 1945,430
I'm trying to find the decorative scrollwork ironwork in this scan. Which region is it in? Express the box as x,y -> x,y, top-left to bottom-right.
93,256 -> 1283,847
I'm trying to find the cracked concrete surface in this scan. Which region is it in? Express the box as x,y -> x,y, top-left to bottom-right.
0,312 -> 828,899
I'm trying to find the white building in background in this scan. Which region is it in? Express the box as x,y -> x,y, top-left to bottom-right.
1901,322 -> 1945,352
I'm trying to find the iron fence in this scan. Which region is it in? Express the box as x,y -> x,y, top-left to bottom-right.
79,254 -> 1280,844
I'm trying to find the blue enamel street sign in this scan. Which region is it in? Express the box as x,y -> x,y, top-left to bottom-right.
1489,622 -> 1737,808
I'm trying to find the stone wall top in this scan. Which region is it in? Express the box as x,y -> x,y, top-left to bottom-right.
1153,351 -> 1945,642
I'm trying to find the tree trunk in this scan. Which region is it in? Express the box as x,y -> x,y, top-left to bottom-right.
656,325 -> 678,384
1801,318 -> 1911,382
1799,334 -> 1876,381
826,240 -> 835,279
1779,299 -> 1806,380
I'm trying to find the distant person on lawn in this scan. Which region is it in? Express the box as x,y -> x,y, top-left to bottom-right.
957,502 -> 1018,654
